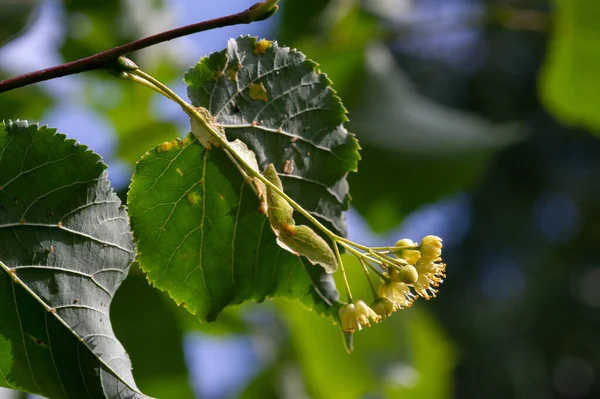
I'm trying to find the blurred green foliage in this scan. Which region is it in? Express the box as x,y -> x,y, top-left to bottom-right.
540,0 -> 600,132
0,0 -> 38,47
2,0 -> 600,398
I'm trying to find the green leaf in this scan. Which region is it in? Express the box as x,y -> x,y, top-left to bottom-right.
128,135 -> 340,323
540,0 -> 600,132
0,121 -> 146,398
185,35 -> 360,237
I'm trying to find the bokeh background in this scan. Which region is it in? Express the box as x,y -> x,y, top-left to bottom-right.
1,0 -> 599,398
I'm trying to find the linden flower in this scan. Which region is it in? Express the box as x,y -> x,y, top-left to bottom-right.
394,239 -> 421,265
378,281 -> 417,310
416,258 -> 446,280
339,303 -> 359,333
412,273 -> 442,299
371,298 -> 395,320
355,300 -> 381,328
419,235 -> 443,263
414,259 -> 446,300
339,301 -> 380,332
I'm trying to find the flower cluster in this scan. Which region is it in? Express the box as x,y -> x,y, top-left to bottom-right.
338,235 -> 446,334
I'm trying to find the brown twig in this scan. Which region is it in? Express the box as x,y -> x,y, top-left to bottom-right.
0,0 -> 279,93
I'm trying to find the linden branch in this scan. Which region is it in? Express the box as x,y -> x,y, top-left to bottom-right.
0,0 -> 279,94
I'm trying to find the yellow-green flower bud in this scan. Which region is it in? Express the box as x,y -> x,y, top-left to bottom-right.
394,238 -> 421,264
419,235 -> 443,262
390,265 -> 419,284
421,235 -> 443,248
396,249 -> 421,265
395,238 -> 416,248
339,303 -> 358,333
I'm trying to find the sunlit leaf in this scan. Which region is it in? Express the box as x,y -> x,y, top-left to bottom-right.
128,135 -> 340,322
185,35 -> 360,237
129,36 -> 362,322
0,121 -> 146,398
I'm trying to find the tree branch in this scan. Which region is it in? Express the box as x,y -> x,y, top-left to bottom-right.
0,0 -> 279,93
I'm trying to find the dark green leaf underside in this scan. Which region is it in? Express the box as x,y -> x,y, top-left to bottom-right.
128,135 -> 339,323
185,35 -> 360,237
0,121 -> 144,398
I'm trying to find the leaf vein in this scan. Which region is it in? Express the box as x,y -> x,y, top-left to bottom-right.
252,81 -> 319,122
1,152 -> 79,191
253,218 -> 267,289
218,124 -> 345,160
230,180 -> 245,294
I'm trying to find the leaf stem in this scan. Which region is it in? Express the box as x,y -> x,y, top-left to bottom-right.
118,72 -> 174,98
0,1 -> 279,93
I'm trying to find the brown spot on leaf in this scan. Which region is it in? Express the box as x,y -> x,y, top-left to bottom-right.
283,160 -> 294,174
258,200 -> 268,215
19,218 -> 26,225
290,136 -> 298,143
57,221 -> 63,228
73,299 -> 79,304
220,194 -> 225,200
27,334 -> 48,348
